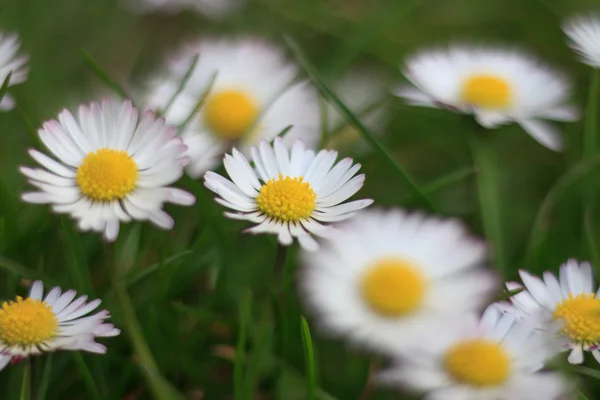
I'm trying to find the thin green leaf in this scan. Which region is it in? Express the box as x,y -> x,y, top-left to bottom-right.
17,107 -> 43,148
116,224 -> 141,275
583,69 -> 600,237
177,71 -> 218,135
0,71 -> 12,103
274,357 -> 340,400
234,292 -> 251,400
577,388 -> 591,400
124,250 -> 193,287
284,36 -> 435,212
36,355 -> 52,400
61,218 -> 95,295
300,317 -> 317,400
242,311 -> 273,399
72,354 -> 100,400
20,360 -> 31,400
402,166 -> 476,204
80,50 -> 130,99
162,54 -> 200,115
585,214 -> 600,278
568,364 -> 600,380
0,255 -> 55,283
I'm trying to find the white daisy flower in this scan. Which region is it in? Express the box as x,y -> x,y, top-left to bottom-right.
563,15 -> 600,68
502,259 -> 600,364
145,38 -> 320,177
0,31 -> 28,111
378,306 -> 567,400
126,0 -> 242,19
395,45 -> 578,151
299,208 -> 497,353
203,137 -> 372,251
0,280 -> 120,371
20,99 -> 196,241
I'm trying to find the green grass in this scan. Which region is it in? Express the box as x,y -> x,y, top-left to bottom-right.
2,0 -> 600,398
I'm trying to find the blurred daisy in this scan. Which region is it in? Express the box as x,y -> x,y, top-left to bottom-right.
503,259 -> 600,364
145,39 -> 320,177
378,306 -> 567,400
0,280 -> 119,371
204,137 -> 372,251
396,45 -> 577,151
0,31 -> 28,111
20,99 -> 195,241
126,0 -> 243,19
563,15 -> 600,68
299,208 -> 496,353
324,68 -> 390,152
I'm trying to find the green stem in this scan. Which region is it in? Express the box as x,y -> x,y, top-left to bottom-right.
19,359 -> 31,400
583,69 -> 600,242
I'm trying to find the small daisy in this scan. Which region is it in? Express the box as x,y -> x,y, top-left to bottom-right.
203,137 -> 372,251
0,280 -> 119,371
20,99 -> 195,241
563,14 -> 600,68
299,208 -> 497,353
503,259 -> 600,364
145,38 -> 320,177
378,306 -> 567,400
395,45 -> 578,151
0,31 -> 28,111
126,0 -> 243,19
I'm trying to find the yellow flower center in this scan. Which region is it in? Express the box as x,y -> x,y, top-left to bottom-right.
461,74 -> 511,109
553,293 -> 600,344
76,148 -> 139,201
203,90 -> 259,140
256,174 -> 316,222
0,297 -> 58,347
444,339 -> 511,387
360,258 -> 426,316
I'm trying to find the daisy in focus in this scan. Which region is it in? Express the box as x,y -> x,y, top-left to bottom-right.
145,38 -> 320,177
203,137 -> 372,251
0,281 -> 119,371
299,208 -> 497,353
502,259 -> 600,364
126,0 -> 243,19
20,99 -> 195,241
378,306 -> 567,400
395,45 -> 578,151
0,31 -> 28,111
563,14 -> 600,68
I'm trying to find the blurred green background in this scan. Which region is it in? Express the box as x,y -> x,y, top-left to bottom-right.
2,0 -> 600,398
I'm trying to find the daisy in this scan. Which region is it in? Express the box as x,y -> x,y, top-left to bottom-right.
126,0 -> 243,19
20,99 -> 195,241
378,306 -> 567,400
395,45 -> 578,151
563,14 -> 600,68
145,38 -> 320,177
502,259 -> 600,364
203,137 -> 372,251
299,208 -> 497,353
0,280 -> 119,371
0,31 -> 28,111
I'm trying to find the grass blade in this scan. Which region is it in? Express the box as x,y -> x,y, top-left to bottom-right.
80,50 -> 130,100
300,317 -> 317,400
36,355 -> 52,400
402,166 -> 476,204
162,54 -> 199,115
124,250 -> 193,287
72,354 -> 100,400
0,71 -> 12,104
284,36 -> 435,212
234,292 -> 251,400
0,255 -> 55,283
585,214 -> 600,278
583,69 -> 600,239
177,71 -> 218,135
61,218 -> 95,295
577,389 -> 591,400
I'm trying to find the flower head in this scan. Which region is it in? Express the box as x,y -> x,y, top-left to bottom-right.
563,14 -> 600,68
0,281 -> 119,371
378,306 -> 567,400
503,259 -> 600,364
0,32 -> 28,111
395,45 -> 578,151
145,39 -> 320,177
20,99 -> 195,241
204,137 -> 372,251
299,208 -> 497,353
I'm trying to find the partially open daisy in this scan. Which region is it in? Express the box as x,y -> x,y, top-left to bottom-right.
20,99 -> 195,241
0,281 -> 119,371
378,306 -> 567,400
145,38 -> 320,177
395,45 -> 578,151
204,137 -> 372,251
0,31 -> 28,111
563,14 -> 600,68
299,208 -> 497,353
503,259 -> 600,364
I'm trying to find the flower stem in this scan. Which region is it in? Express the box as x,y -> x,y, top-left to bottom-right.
19,358 -> 31,400
583,69 -> 600,242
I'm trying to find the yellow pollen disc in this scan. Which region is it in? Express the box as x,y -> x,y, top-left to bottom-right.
444,339 -> 511,387
0,296 -> 58,347
203,90 -> 259,140
76,148 -> 139,201
256,174 -> 316,222
461,74 -> 511,109
553,293 -> 600,344
360,258 -> 426,316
